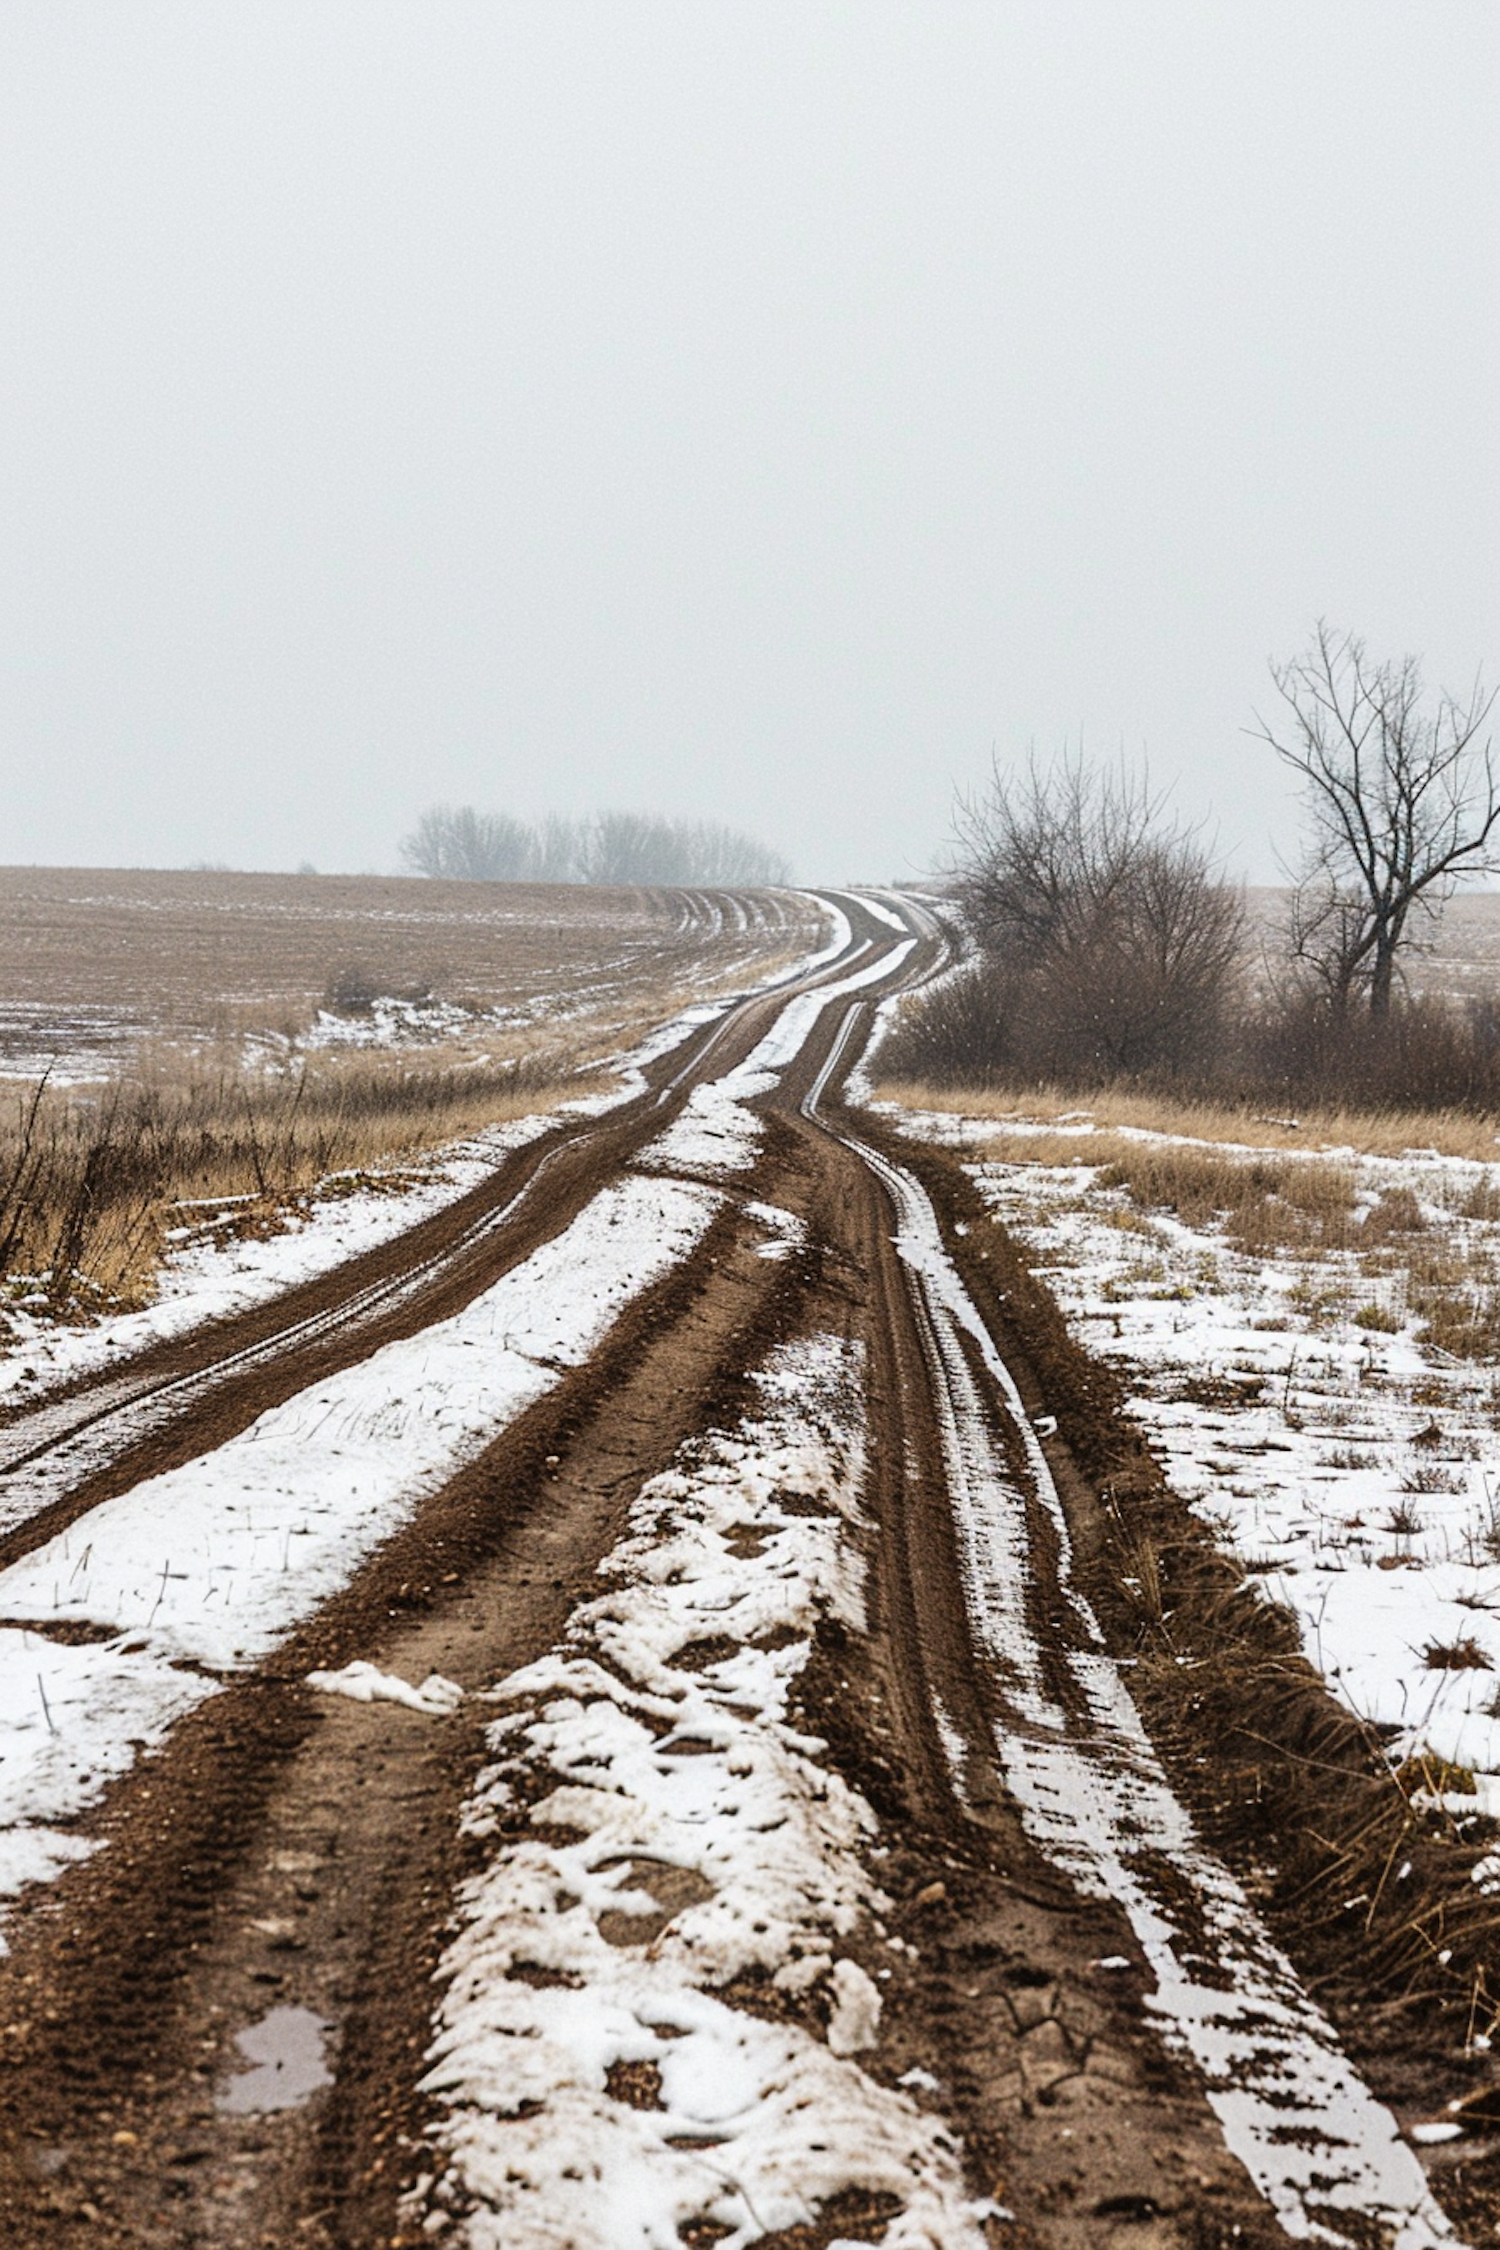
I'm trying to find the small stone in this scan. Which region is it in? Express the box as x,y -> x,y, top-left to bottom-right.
1007,1980 -> 1058,2032
111,2129 -> 139,2146
911,1880 -> 947,1909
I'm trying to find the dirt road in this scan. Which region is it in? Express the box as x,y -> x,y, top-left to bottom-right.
0,894 -> 1479,2248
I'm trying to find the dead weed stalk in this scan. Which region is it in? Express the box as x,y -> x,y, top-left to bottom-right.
1,1046 -> 576,1317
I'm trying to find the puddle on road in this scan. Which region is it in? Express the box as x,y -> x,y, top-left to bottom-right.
218,2006 -> 332,2114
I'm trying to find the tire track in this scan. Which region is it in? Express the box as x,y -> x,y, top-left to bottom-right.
0,903 -> 879,1575
0,886 -> 1453,2250
798,975 -> 1458,2250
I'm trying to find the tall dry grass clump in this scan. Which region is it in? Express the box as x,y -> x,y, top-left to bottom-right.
0,1047 -> 571,1317
1094,1143 -> 1359,1255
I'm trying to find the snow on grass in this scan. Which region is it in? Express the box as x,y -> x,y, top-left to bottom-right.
938,1127 -> 1500,1786
849,1124 -> 1455,2250
305,995 -> 500,1049
411,1335 -> 990,2250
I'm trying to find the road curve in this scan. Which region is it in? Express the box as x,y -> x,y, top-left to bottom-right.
0,890 -> 1465,2250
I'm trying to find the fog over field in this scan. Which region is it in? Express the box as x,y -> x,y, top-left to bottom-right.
3,6 -> 1498,882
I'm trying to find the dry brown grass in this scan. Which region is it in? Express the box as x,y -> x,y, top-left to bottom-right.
897,1116 -> 1364,1260
0,1045 -> 588,1315
880,1082 -> 1500,1357
1402,1236 -> 1500,1361
1095,1143 -> 1359,1256
874,1075 -> 1500,1162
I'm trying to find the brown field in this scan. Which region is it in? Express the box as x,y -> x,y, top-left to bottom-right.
1245,883 -> 1500,1002
0,866 -> 816,1075
0,867 -> 820,1309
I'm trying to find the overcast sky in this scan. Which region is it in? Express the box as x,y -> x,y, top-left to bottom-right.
3,4 -> 1497,883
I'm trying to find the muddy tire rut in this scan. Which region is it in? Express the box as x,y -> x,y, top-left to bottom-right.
777,1103 -> 1284,2250
0,1136 -> 825,2246
0,899 -> 1476,2250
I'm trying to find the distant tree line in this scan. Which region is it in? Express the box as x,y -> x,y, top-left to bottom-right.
885,623 -> 1500,1113
400,806 -> 790,887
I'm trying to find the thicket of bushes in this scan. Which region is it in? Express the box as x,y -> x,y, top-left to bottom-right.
881,963 -> 1500,1115
889,754 -> 1500,1115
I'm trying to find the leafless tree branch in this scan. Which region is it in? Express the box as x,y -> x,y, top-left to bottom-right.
949,752 -> 1243,1078
1251,624 -> 1500,1016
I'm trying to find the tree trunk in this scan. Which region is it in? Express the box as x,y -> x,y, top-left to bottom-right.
1369,935 -> 1397,1018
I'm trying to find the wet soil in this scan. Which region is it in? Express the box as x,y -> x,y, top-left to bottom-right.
873,1123 -> 1500,2239
0,924 -> 1486,2248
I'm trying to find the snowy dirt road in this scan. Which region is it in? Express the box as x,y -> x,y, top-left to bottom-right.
0,891 -> 1485,2250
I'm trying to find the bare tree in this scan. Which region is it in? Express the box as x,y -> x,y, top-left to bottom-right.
399,806 -> 534,882
951,754 -> 1243,1078
400,804 -> 788,887
581,812 -> 789,886
1253,624 -> 1500,1017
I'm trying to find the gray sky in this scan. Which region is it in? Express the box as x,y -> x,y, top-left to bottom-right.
3,4 -> 1498,884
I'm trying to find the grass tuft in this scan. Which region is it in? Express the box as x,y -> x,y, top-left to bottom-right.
875,1075 -> 1500,1163
1421,1637 -> 1494,1673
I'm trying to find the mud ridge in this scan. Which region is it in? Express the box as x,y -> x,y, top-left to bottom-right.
878,1123 -> 1500,2233
0,1150 -> 827,2245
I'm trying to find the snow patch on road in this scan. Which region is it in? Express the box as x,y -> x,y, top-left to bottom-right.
0,1176 -> 721,1919
413,1335 -> 988,2250
637,936 -> 918,1184
0,1629 -> 213,1923
306,1661 -> 464,1715
836,891 -> 911,935
0,1175 -> 719,1672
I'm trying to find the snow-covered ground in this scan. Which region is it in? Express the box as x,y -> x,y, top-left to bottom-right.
878,1101 -> 1500,1798
410,1333 -> 995,2250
